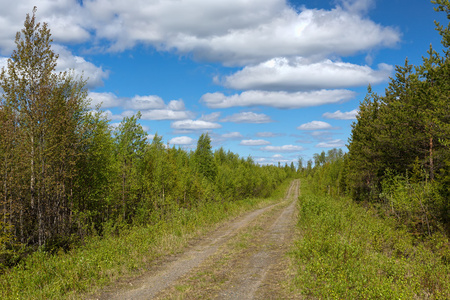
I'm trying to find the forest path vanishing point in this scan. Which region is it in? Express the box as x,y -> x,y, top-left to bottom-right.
92,179 -> 300,300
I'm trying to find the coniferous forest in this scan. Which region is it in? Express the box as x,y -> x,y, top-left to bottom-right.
343,0 -> 450,235
296,0 -> 450,240
0,8 -> 291,268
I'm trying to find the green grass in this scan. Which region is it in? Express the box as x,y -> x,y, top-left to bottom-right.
0,179 -> 292,299
290,180 -> 450,299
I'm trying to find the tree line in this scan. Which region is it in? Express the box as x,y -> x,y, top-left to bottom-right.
302,0 -> 450,237
0,8 -> 292,266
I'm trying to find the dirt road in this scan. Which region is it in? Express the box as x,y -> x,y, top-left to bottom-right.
94,180 -> 300,299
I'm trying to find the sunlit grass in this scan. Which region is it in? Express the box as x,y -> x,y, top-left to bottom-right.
0,179 -> 292,299
290,180 -> 450,299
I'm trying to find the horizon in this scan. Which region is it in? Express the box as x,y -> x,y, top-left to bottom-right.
0,0 -> 447,166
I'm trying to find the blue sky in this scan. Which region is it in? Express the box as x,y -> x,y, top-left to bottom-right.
0,0 -> 447,166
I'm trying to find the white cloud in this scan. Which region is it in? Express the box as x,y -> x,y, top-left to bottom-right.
168,99 -> 186,111
141,109 -> 193,121
0,56 -> 8,69
316,139 -> 346,148
126,95 -> 166,110
2,46 -> 108,90
0,1 -> 90,54
240,139 -> 271,146
310,131 -> 334,139
221,58 -> 392,91
100,109 -> 124,121
169,136 -> 194,145
221,112 -> 273,123
256,132 -> 284,138
323,109 -> 358,120
52,45 -> 109,89
260,145 -> 305,152
222,132 -> 244,139
339,0 -> 375,15
297,121 -> 333,130
200,112 -> 221,122
201,90 -> 355,109
156,4 -> 399,66
0,1 -> 399,67
89,92 -> 122,108
87,92 -> 193,120
171,119 -> 222,131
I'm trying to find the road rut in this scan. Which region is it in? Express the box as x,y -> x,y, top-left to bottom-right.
95,180 -> 300,300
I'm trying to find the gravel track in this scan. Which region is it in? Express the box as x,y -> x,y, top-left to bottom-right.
94,180 -> 300,300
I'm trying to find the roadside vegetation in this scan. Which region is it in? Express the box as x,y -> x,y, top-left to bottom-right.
291,1 -> 450,298
0,180 -> 292,299
0,7 -> 296,298
291,175 -> 450,299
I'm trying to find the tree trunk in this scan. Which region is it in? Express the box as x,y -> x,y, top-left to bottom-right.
429,136 -> 434,180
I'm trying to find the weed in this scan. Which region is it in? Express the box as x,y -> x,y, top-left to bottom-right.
0,180 -> 291,299
290,180 -> 450,299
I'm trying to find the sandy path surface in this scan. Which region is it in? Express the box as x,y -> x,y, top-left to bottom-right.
94,180 -> 299,300
216,181 -> 299,299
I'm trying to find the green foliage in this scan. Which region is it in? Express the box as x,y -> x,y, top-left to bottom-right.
194,133 -> 217,182
0,8 -> 289,275
0,7 -> 89,248
379,170 -> 446,236
344,1 -> 450,233
291,181 -> 450,299
0,181 -> 289,299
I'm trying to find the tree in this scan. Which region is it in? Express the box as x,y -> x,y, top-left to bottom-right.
346,86 -> 382,200
194,133 -> 217,182
74,110 -> 116,234
114,113 -> 147,222
0,7 -> 88,247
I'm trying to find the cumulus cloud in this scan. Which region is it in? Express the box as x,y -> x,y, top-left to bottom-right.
316,139 -> 346,148
323,109 -> 358,120
0,4 -> 99,87
141,110 -> 193,121
89,92 -> 122,108
126,95 -> 166,110
222,132 -> 244,139
0,0 -> 399,68
154,3 -> 400,66
339,0 -> 375,15
201,90 -> 355,109
200,112 -> 221,122
0,0 -> 399,66
52,45 -> 109,89
240,139 -> 271,146
0,1 -> 90,54
221,58 -> 392,91
169,136 -> 194,145
221,112 -> 273,123
297,121 -> 333,130
1,45 -> 108,89
87,92 -> 193,120
100,109 -> 124,121
171,119 -> 222,131
260,145 -> 305,152
256,132 -> 284,138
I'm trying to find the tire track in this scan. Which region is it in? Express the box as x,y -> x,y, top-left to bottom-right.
97,181 -> 298,300
215,179 -> 299,299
